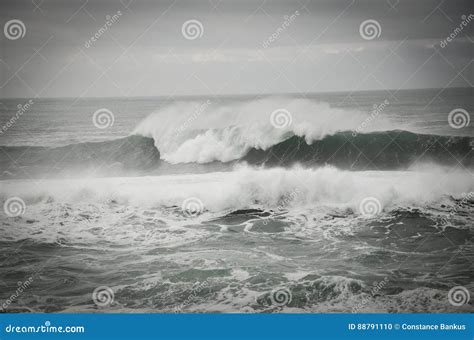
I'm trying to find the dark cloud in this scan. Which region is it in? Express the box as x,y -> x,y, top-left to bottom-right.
0,0 -> 472,97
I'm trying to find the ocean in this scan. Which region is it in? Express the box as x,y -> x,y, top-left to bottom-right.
0,88 -> 473,313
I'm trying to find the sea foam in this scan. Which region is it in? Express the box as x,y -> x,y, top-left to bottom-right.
2,166 -> 472,214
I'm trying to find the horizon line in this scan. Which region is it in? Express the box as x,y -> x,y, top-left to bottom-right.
0,86 -> 471,101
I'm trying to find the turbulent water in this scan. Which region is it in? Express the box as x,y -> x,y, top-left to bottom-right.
0,88 -> 473,313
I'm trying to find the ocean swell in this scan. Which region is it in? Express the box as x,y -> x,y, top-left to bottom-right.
0,135 -> 160,179
242,131 -> 474,169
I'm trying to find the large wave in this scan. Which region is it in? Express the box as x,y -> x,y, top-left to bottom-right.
2,130 -> 471,179
1,97 -> 472,179
131,96 -> 472,169
133,97 -> 405,164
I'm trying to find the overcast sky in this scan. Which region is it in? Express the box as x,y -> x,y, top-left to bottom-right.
0,0 -> 472,98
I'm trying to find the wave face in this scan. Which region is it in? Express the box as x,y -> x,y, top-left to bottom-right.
133,97 -> 403,164
0,135 -> 160,179
243,131 -> 474,169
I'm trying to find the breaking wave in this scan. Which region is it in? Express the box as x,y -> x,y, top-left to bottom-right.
1,132 -> 472,180
133,97 -> 404,164
1,97 -> 473,179
2,166 -> 473,214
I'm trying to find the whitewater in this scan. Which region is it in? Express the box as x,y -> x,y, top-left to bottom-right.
0,89 -> 473,313
1,166 -> 473,214
132,96 -> 407,164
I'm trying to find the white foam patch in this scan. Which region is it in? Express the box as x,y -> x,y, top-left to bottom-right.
1,165 -> 472,215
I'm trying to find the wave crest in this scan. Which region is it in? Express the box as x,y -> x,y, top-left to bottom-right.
133,97 -> 401,164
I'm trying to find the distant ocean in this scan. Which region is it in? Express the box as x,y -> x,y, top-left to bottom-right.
0,88 -> 473,313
